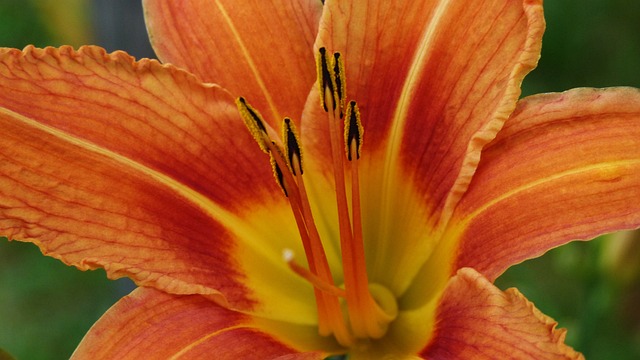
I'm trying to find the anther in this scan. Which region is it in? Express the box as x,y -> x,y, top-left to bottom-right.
283,118 -> 303,176
333,52 -> 346,118
344,101 -> 363,161
236,97 -> 270,153
316,48 -> 347,118
316,48 -> 348,120
269,142 -> 288,196
316,47 -> 335,112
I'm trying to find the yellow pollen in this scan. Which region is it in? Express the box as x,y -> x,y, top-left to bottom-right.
344,100 -> 364,161
268,143 -> 288,196
332,52 -> 346,118
235,97 -> 270,153
316,47 -> 334,113
282,118 -> 303,176
316,47 -> 346,116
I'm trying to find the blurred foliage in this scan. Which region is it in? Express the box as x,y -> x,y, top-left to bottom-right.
0,239 -> 132,359
522,0 -> 640,94
0,1 -> 54,48
496,1 -> 640,359
0,2 -> 130,359
0,348 -> 16,360
0,0 -> 638,359
496,236 -> 640,359
31,0 -> 94,46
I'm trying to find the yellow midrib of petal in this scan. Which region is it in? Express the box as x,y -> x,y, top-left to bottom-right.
364,0 -> 451,294
1,107 -> 264,251
373,0 -> 451,264
214,0 -> 282,122
461,160 -> 640,224
168,324 -> 247,359
384,0 -> 450,169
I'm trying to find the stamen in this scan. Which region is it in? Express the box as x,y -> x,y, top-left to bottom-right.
278,179 -> 331,335
314,48 -> 398,340
346,118 -> 384,338
344,101 -> 363,161
238,47 -> 399,345
266,131 -> 353,346
325,89 -> 365,338
282,118 -> 303,175
236,95 -> 354,345
236,97 -> 270,153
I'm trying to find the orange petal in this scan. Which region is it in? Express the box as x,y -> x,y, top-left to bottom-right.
72,287 -> 326,360
314,0 -> 544,223
0,46 -> 316,322
421,268 -> 583,360
0,46 -> 282,209
303,0 -> 544,296
142,0 -> 322,124
0,105 -> 251,308
452,87 -> 640,280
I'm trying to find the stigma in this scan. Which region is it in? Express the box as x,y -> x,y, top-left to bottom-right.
236,48 -> 397,348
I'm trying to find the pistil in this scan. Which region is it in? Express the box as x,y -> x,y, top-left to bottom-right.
283,249 -> 346,298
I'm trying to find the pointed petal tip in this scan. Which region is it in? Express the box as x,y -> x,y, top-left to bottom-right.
423,268 -> 584,360
453,86 -> 640,280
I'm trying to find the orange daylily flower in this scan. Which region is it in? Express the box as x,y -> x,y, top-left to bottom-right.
1,0 -> 639,358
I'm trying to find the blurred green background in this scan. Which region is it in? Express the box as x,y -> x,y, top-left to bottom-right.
0,0 -> 639,359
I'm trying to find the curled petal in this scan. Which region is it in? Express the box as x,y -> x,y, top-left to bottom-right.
72,288 -> 326,360
143,0 -> 323,124
421,268 -> 583,360
452,87 -> 640,280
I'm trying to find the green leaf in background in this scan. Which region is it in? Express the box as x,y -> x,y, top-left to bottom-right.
497,235 -> 640,359
0,347 -> 16,360
0,1 -> 132,358
522,0 -> 640,95
497,1 -> 640,358
0,1 -> 54,48
0,239 -> 133,359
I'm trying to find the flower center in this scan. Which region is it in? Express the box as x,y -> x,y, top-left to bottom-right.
236,48 -> 398,347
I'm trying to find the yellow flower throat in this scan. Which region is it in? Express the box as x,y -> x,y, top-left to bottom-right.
236,48 -> 398,347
